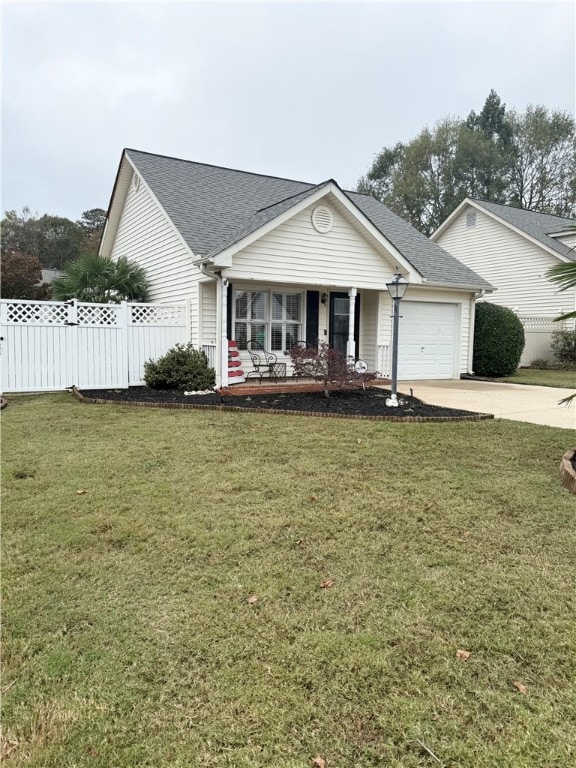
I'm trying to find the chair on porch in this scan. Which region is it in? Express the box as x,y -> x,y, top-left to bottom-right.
246,340 -> 286,383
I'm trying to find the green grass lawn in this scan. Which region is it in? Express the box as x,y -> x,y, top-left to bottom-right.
500,368 -> 576,388
2,394 -> 576,768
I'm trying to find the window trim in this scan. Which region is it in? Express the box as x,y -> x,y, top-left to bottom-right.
233,286 -> 304,353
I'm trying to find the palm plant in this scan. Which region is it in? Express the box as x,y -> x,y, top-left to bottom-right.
547,244 -> 576,405
548,261 -> 576,321
52,253 -> 149,303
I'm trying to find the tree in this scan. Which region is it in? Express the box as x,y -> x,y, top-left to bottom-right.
0,252 -> 50,299
359,118 -> 506,235
358,91 -> 576,234
289,342 -> 375,398
507,106 -> 576,217
36,215 -> 86,269
0,208 -> 39,257
77,208 -> 106,255
52,253 -> 150,303
1,208 -> 87,269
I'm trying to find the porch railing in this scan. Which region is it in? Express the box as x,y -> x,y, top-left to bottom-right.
202,343 -> 217,370
376,344 -> 390,378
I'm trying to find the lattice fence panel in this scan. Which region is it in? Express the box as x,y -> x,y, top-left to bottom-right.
130,304 -> 186,326
77,304 -> 120,326
5,301 -> 69,325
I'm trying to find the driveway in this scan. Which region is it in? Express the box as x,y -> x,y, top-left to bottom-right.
397,379 -> 576,430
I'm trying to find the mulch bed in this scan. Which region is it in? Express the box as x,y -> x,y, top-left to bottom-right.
76,386 -> 493,422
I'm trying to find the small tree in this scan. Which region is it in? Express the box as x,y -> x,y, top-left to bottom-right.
0,252 -> 50,299
289,342 -> 376,398
473,302 -> 525,377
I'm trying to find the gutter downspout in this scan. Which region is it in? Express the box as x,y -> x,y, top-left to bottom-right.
468,289 -> 485,374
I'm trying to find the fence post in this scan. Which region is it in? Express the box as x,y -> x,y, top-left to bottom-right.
69,300 -> 79,388
120,301 -> 130,388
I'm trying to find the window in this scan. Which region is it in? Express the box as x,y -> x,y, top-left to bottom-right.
271,293 -> 302,351
234,289 -> 302,352
234,290 -> 267,349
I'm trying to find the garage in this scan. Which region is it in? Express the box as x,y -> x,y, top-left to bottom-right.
398,301 -> 459,380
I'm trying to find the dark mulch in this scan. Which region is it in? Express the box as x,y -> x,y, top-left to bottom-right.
79,386 -> 490,419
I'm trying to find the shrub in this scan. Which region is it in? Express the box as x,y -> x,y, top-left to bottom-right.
530,358 -> 549,370
473,302 -> 525,377
289,342 -> 376,398
551,330 -> 576,367
144,343 -> 215,391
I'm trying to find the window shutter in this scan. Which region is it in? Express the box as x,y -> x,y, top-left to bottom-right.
226,282 -> 233,339
306,291 -> 319,346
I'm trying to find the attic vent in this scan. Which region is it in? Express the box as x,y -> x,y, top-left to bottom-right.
132,174 -> 140,192
311,206 -> 333,233
466,210 -> 476,228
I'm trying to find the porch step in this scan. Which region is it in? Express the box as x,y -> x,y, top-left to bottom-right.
227,340 -> 245,384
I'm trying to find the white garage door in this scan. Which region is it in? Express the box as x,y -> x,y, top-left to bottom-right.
398,302 -> 459,380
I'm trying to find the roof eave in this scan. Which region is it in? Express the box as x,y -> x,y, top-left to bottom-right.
421,279 -> 495,293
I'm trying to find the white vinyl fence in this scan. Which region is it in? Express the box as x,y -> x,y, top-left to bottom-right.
516,315 -> 573,367
0,299 -> 190,393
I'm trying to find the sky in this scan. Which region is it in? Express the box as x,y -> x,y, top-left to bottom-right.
2,0 -> 575,222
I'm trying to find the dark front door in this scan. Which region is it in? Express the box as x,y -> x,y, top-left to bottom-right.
329,292 -> 360,358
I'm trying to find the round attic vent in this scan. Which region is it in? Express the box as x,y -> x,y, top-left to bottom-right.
311,206 -> 333,233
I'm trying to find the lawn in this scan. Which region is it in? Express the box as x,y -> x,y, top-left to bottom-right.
2,394 -> 575,768
500,368 -> 576,388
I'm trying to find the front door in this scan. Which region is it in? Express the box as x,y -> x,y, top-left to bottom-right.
329,292 -> 360,358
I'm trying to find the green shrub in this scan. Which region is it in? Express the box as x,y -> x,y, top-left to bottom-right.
144,343 -> 215,391
551,329 -> 576,367
530,358 -> 549,370
473,302 -> 525,377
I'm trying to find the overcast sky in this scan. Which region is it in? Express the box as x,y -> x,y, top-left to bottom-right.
2,0 -> 575,222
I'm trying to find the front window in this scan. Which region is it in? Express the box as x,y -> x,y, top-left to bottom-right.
234,289 -> 302,351
235,290 -> 267,349
271,292 -> 302,351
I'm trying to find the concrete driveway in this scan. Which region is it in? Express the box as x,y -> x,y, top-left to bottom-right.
397,379 -> 576,430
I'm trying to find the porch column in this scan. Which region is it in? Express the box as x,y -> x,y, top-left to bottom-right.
220,278 -> 229,389
347,287 -> 357,360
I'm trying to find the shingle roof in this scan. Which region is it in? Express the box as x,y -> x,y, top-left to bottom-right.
125,149 -> 492,289
471,199 -> 576,262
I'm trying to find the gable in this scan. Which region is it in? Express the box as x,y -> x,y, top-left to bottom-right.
224,200 -> 404,289
435,204 -> 570,315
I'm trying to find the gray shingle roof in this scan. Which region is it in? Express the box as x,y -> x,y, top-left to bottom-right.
126,149 -> 492,289
472,199 -> 576,262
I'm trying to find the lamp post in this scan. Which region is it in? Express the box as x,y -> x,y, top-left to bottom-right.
385,273 -> 409,407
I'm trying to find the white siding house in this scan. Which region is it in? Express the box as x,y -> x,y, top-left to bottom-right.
101,150 -> 492,387
432,199 -> 576,366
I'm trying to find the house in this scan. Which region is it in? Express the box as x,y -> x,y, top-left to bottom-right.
431,199 -> 576,366
100,149 -> 492,387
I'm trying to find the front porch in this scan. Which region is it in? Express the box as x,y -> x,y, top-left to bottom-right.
199,279 -> 391,389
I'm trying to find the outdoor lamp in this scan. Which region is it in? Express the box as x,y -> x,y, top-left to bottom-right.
385,273 -> 409,301
385,273 -> 409,407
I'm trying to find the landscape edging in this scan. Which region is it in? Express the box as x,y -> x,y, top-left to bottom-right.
559,449 -> 576,495
71,387 -> 494,424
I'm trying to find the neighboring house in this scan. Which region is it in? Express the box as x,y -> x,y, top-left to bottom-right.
40,269 -> 62,285
100,149 -> 492,387
432,199 -> 576,366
